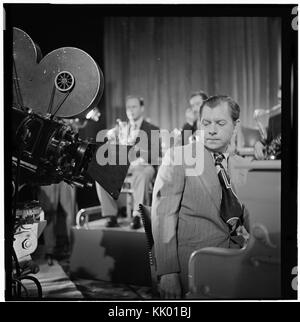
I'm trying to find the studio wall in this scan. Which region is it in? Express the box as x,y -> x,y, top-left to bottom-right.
103,17 -> 281,131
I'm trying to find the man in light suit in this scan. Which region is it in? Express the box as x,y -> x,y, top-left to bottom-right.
151,95 -> 249,299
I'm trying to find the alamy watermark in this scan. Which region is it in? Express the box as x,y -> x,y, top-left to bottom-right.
292,6 -> 298,31
291,266 -> 297,291
95,129 -> 205,177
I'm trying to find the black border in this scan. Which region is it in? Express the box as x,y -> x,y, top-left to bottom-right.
3,3 -> 298,302
281,5 -> 298,300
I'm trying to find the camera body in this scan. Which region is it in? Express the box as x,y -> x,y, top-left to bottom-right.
12,106 -> 96,188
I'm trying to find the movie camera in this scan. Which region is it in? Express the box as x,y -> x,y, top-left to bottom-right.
12,27 -> 105,188
10,28 -> 128,297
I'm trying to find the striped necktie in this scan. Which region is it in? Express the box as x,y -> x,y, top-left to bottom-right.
213,153 -> 244,233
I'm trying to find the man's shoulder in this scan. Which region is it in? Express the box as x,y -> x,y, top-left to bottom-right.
229,153 -> 251,167
167,141 -> 200,153
141,119 -> 160,131
181,122 -> 193,131
162,141 -> 205,164
230,153 -> 245,162
229,153 -> 250,186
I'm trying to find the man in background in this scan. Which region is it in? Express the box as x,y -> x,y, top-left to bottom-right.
37,117 -> 81,265
254,86 -> 281,160
180,91 -> 208,145
38,182 -> 76,265
96,95 -> 161,228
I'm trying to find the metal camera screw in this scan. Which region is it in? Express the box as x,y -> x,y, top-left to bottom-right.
22,238 -> 32,249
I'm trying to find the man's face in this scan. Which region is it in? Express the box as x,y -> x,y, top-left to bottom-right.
200,102 -> 238,153
189,95 -> 204,115
126,97 -> 144,122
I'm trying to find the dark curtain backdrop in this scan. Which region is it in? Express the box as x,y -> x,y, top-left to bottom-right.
103,17 -> 281,130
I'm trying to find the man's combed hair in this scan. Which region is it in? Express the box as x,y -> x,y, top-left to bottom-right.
200,95 -> 240,122
126,95 -> 144,107
190,90 -> 208,101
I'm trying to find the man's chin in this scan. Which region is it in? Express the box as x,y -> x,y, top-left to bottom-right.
205,142 -> 224,152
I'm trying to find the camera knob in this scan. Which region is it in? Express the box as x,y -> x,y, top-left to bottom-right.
22,239 -> 32,250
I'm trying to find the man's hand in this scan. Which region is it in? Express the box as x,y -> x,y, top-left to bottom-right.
254,141 -> 265,160
159,273 -> 182,299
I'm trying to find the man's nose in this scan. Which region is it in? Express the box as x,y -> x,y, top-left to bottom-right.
208,124 -> 217,135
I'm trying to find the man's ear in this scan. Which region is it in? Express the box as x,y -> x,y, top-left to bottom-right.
233,119 -> 240,136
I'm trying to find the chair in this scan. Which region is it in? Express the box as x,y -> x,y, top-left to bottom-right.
119,174 -> 154,218
75,205 -> 102,227
138,204 -> 160,298
121,174 -> 134,217
75,177 -> 148,227
186,223 -> 280,299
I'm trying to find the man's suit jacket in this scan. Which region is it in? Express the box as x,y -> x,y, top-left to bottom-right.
180,122 -> 196,145
103,119 -> 161,168
266,113 -> 281,145
136,119 -> 162,170
151,142 -> 249,292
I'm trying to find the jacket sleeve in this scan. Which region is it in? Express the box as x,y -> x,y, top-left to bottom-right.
151,148 -> 185,276
148,125 -> 161,167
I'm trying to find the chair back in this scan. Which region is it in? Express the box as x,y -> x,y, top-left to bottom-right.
187,223 -> 280,299
138,204 -> 160,298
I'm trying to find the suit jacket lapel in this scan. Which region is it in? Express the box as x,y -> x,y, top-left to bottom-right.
139,119 -> 148,133
197,147 -> 222,211
186,144 -> 228,232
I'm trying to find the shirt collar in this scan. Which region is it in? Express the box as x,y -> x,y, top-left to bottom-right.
210,151 -> 229,171
223,152 -> 229,161
209,151 -> 229,160
129,116 -> 143,130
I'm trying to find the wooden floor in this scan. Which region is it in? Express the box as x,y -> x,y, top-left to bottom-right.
21,257 -> 83,299
17,245 -> 152,300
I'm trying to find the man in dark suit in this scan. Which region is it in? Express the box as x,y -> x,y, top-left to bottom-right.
152,95 -> 249,298
254,86 -> 281,160
180,91 -> 208,145
96,95 -> 161,228
179,107 -> 195,145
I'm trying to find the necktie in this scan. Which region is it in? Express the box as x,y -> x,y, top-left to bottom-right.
213,153 -> 244,233
128,123 -> 138,144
